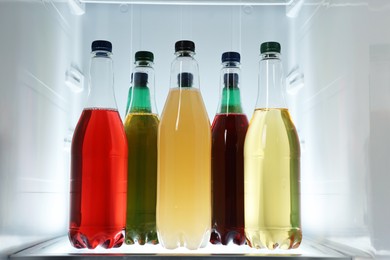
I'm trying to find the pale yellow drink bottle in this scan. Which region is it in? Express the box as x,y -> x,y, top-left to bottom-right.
244,42 -> 302,250
157,40 -> 211,250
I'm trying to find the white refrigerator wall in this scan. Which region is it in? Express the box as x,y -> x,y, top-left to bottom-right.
293,0 -> 390,255
292,0 -> 370,246
368,0 -> 390,254
1,0 -> 390,257
0,1 -> 82,254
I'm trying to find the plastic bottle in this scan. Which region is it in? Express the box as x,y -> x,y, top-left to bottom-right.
157,40 -> 211,250
69,40 -> 128,249
125,72 -> 133,116
124,51 -> 159,245
210,52 -> 248,246
244,41 -> 302,250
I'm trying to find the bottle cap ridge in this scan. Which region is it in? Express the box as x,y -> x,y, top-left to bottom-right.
91,40 -> 112,53
260,42 -> 281,54
222,52 -> 241,63
175,40 -> 195,53
135,51 -> 154,62
178,72 -> 193,87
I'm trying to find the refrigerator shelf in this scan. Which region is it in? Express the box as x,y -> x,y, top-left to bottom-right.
9,236 -> 353,260
79,0 -> 290,5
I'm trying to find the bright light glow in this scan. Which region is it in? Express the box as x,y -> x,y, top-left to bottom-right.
80,0 -> 293,6
286,0 -> 304,18
68,0 -> 86,15
12,236 -> 361,257
18,236 -> 307,255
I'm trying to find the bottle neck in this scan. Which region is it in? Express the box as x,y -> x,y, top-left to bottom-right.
135,60 -> 153,67
86,51 -> 117,110
218,62 -> 243,114
219,88 -> 243,114
170,50 -> 200,89
176,50 -> 194,58
255,52 -> 287,109
128,86 -> 152,114
126,60 -> 158,115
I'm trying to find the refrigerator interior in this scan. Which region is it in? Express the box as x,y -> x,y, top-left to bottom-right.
0,0 -> 389,259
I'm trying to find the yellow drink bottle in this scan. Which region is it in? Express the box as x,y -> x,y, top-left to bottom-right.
157,40 -> 211,250
244,42 -> 302,250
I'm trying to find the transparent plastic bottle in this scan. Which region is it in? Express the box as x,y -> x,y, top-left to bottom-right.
157,40 -> 211,250
124,51 -> 159,245
244,42 -> 301,250
125,72 -> 133,116
210,52 -> 248,246
69,40 -> 128,249
125,52 -> 157,116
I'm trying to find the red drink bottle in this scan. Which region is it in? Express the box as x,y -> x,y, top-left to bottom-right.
69,40 -> 128,249
210,52 -> 248,245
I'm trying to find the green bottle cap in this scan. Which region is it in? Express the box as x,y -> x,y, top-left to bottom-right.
135,51 -> 154,62
260,42 -> 281,54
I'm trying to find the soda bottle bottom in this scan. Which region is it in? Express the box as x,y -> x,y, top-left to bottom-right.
68,228 -> 124,249
125,227 -> 158,245
157,231 -> 210,250
245,228 -> 302,250
210,227 -> 246,246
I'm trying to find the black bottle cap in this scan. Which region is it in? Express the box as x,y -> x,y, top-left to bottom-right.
224,73 -> 239,88
222,52 -> 241,63
91,40 -> 112,53
135,51 -> 154,62
260,41 -> 281,54
133,72 -> 148,87
175,40 -> 195,52
178,72 -> 193,87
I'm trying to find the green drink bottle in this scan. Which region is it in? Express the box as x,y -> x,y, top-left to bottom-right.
124,51 -> 159,245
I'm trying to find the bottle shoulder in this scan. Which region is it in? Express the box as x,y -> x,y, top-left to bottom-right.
160,88 -> 210,131
246,108 -> 299,145
248,108 -> 296,128
212,114 -> 249,139
72,108 -> 127,154
124,113 -> 159,128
